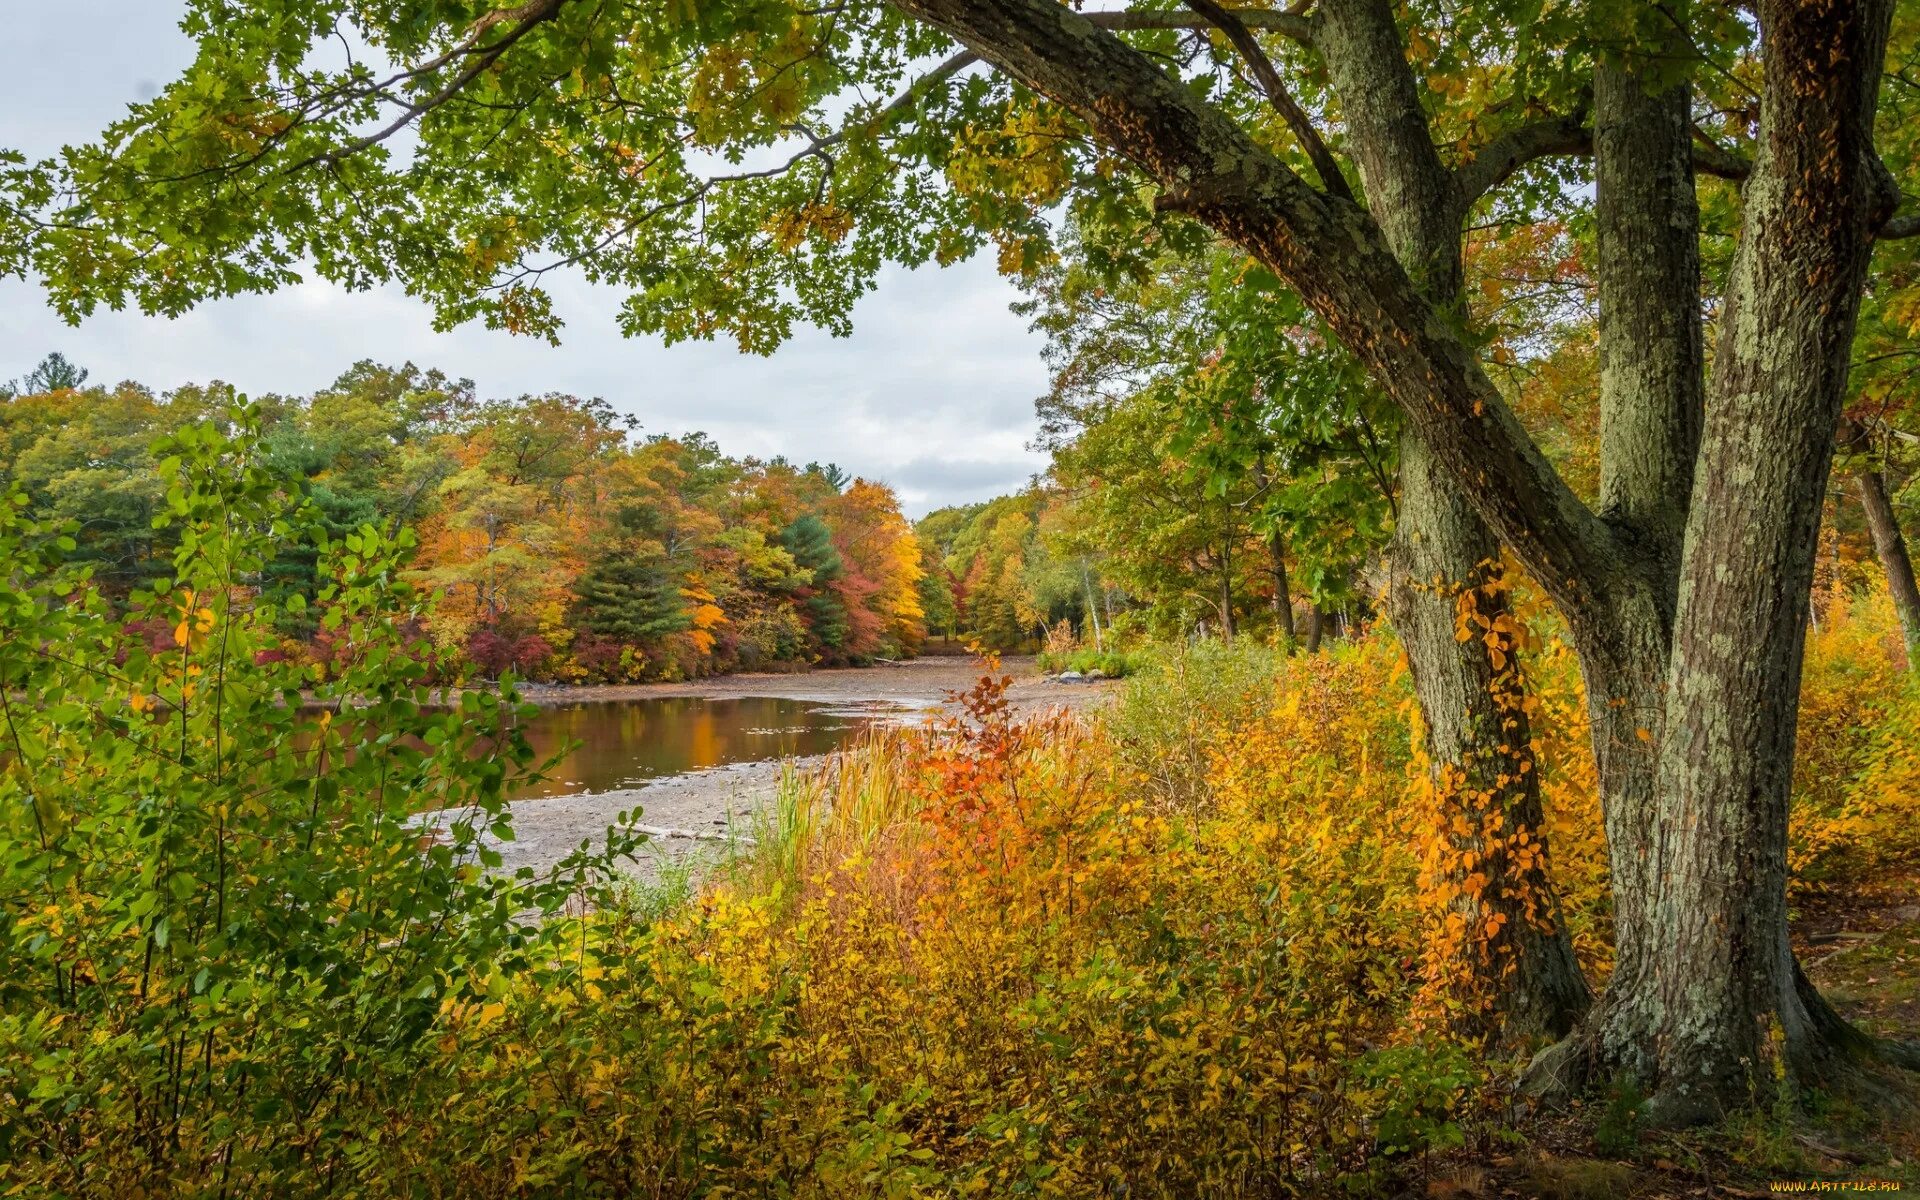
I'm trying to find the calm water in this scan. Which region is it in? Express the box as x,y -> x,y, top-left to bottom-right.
508,696 -> 920,799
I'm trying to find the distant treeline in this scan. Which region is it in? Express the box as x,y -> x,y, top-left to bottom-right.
1,358 -> 934,681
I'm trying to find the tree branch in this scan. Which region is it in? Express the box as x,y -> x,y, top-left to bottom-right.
1878,210 -> 1920,239
888,0 -> 1624,634
837,9 -> 1319,146
1689,126 -> 1753,180
1686,126 -> 1920,241
1085,7 -> 1315,42
1182,0 -> 1352,200
1451,105 -> 1592,214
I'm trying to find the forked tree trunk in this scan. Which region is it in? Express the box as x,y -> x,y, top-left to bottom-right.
891,0 -> 1906,1115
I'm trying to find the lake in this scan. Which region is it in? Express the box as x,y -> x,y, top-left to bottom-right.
507,695 -> 924,799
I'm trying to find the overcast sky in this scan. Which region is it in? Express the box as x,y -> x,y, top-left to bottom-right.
0,3 -> 1052,516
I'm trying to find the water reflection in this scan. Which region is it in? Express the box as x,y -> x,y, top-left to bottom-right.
509,696 -> 917,799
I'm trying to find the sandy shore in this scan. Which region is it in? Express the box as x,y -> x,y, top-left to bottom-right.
478,656 -> 1114,880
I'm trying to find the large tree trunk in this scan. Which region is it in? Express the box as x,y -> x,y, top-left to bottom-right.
1319,0 -> 1587,1041
1541,25 -> 1706,1089
1624,0 -> 1897,1119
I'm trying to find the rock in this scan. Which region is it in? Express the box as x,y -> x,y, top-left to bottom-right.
1084,668 -> 1107,681
1056,670 -> 1085,683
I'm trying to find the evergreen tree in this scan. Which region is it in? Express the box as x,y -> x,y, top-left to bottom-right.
573,559 -> 693,644
781,514 -> 849,652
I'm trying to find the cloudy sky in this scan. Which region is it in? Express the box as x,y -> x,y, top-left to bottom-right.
0,3 -> 1052,516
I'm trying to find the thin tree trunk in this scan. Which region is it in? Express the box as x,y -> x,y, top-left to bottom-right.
1391,435 -> 1591,1038
1218,523 -> 1237,641
1305,606 -> 1325,653
1269,530 -> 1296,642
1083,566 -> 1106,652
1853,460 -> 1920,671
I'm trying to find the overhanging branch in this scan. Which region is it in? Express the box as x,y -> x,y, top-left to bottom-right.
886,0 -> 1624,632
1451,105 -> 1591,215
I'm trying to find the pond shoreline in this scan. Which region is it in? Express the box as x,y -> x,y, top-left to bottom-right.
506,654 -> 1109,716
478,655 -> 1115,879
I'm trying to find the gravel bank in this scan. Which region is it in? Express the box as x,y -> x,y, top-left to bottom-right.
476,656 -> 1113,879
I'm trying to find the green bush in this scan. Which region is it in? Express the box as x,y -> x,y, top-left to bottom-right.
1102,637 -> 1295,806
0,410 -> 638,1195
1037,646 -> 1146,678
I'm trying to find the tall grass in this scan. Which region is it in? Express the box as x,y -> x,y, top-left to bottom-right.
738,726 -> 928,904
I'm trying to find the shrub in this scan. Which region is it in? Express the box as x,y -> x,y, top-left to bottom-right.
1037,646 -> 1147,678
0,412 -> 637,1196
465,623 -> 554,678
1790,590 -> 1920,889
370,671 -> 1439,1196
1104,636 -> 1297,806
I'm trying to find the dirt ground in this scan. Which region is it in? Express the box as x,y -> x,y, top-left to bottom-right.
473,655 -> 1115,879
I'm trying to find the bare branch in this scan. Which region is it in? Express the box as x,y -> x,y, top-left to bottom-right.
1182,0 -> 1352,200
296,0 -> 567,174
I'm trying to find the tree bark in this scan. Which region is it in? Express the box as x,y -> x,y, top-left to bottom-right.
1269,530 -> 1296,642
1305,606 -> 1325,653
1391,434 -> 1592,1038
1319,0 -> 1587,1040
1594,48 -> 1704,588
1629,0 -> 1897,1119
1218,524 -> 1237,641
1848,446 -> 1920,671
1546,25 -> 1707,1089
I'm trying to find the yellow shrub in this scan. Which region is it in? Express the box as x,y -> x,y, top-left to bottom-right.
265,602 -> 1916,1198
1791,590 -> 1920,889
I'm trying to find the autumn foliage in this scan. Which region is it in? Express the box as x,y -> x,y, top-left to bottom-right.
0,366 -> 928,684
287,594 -> 1911,1196
4,419 -> 1919,1196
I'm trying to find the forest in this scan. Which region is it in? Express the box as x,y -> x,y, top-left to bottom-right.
5,0 -> 1920,1195
1,357 -> 933,680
